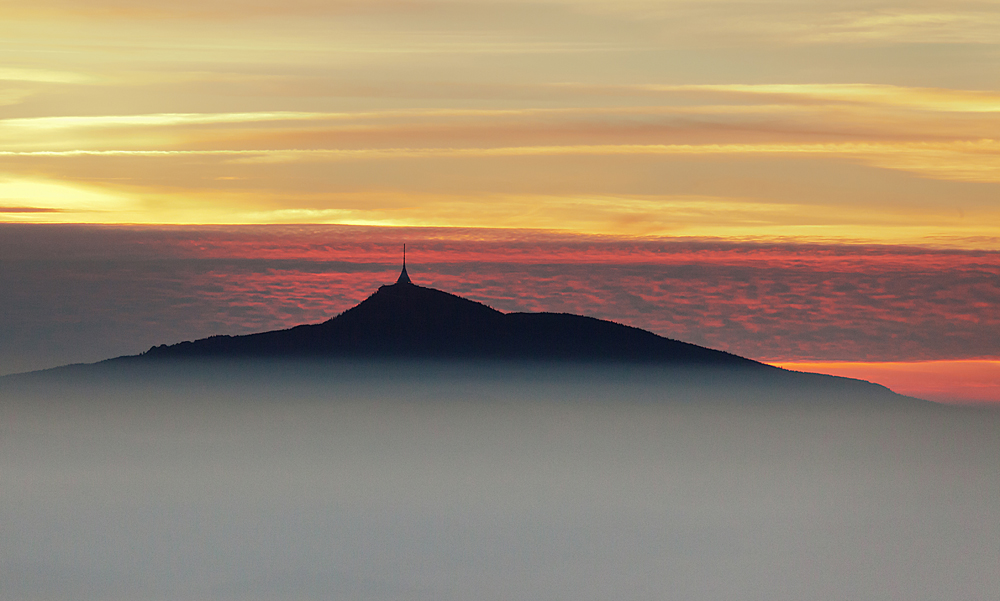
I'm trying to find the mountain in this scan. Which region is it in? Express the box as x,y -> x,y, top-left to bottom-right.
140,269 -> 757,366
3,266 -> 935,408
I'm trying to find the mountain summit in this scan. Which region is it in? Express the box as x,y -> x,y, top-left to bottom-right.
3,257 -> 926,412
142,260 -> 758,366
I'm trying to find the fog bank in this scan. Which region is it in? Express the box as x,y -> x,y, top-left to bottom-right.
1,362 -> 997,601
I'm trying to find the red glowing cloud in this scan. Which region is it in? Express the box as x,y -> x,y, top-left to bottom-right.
1,224 -> 997,402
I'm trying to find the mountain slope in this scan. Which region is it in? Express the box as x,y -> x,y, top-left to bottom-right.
141,280 -> 758,366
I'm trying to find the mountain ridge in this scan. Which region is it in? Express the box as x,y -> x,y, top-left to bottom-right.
0,273 -> 938,407
138,279 -> 761,366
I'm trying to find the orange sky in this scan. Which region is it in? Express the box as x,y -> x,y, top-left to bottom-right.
1,2 -> 998,400
774,361 -> 1000,405
1,0 -> 999,247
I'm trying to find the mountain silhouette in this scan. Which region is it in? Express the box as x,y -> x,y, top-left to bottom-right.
3,262 -> 932,408
141,266 -> 757,366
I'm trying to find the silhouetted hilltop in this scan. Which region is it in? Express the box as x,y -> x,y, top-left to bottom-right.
141,279 -> 758,366
3,269 -> 936,408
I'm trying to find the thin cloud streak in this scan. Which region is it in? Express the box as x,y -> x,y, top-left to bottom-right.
645,84 -> 1000,113
555,0 -> 1000,45
3,80 -> 999,193
4,141 -> 998,183
0,111 -> 331,129
2,178 -> 997,246
11,0 -> 999,47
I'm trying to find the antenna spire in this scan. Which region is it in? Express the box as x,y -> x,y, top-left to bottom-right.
396,243 -> 412,285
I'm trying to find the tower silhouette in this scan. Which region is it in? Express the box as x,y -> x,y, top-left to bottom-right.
396,244 -> 412,285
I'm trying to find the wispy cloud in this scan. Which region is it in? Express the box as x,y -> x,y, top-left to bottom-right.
1,0 -> 997,245
4,79 -> 998,186
0,178 -> 133,214
0,111 -> 330,129
0,67 -> 95,84
759,8 -> 1000,45
555,0 -> 1000,45
6,140 -> 997,183
2,174 -> 995,248
645,84 -> 1000,113
0,207 -> 64,213
0,0 -> 437,20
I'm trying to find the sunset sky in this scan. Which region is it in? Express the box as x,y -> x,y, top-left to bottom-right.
2,0 -> 998,401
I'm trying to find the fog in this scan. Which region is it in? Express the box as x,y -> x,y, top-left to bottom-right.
2,361 -> 998,601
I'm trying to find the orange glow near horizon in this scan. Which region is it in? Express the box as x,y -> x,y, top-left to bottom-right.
773,361 -> 1000,405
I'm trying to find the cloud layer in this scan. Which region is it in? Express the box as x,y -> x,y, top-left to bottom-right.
2,225 -> 997,377
1,1 -> 998,245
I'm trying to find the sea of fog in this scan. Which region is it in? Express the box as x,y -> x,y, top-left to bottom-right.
1,361 -> 998,601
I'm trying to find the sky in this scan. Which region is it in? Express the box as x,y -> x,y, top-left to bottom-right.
1,0 -> 998,401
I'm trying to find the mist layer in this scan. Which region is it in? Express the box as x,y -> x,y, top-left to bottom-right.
1,362 -> 996,600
